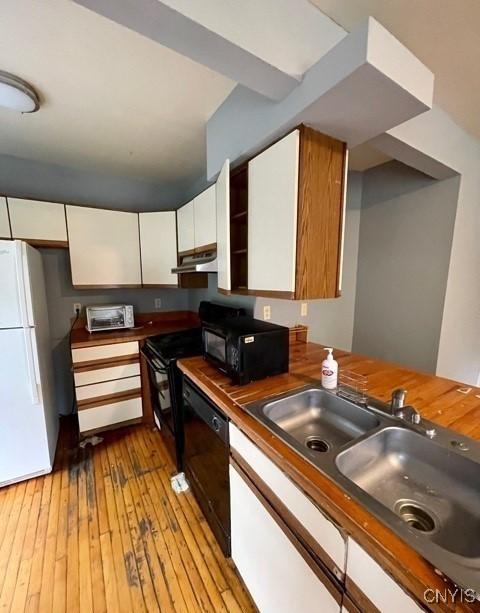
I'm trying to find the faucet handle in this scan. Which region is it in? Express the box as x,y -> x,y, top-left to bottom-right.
391,388 -> 407,410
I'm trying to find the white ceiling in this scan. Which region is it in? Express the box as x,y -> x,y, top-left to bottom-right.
0,0 -> 234,184
310,0 -> 480,141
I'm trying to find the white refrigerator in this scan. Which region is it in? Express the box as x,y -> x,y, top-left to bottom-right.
0,240 -> 58,487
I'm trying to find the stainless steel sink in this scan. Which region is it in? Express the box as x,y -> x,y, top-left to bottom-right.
244,385 -> 480,593
262,388 -> 379,452
336,427 -> 480,559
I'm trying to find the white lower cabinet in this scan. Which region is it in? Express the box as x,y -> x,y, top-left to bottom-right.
230,463 -> 341,613
346,539 -> 422,613
229,423 -> 423,613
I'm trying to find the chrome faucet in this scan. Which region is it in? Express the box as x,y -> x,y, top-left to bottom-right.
390,389 -> 421,425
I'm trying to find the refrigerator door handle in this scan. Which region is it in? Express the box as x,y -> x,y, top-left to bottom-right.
23,329 -> 39,404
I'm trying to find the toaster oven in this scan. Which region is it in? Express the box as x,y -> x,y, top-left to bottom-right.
85,304 -> 135,332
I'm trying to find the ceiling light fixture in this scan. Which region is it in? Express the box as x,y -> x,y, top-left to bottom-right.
0,71 -> 40,113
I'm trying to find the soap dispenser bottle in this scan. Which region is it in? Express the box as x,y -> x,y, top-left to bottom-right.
321,348 -> 338,389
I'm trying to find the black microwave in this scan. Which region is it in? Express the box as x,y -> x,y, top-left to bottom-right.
202,316 -> 289,385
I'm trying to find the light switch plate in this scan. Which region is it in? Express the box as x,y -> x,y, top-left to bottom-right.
301,302 -> 308,317
263,305 -> 271,320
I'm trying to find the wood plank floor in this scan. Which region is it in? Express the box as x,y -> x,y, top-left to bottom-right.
0,419 -> 256,612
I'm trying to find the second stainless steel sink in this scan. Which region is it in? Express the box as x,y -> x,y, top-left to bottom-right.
336,427 -> 480,559
262,388 -> 379,452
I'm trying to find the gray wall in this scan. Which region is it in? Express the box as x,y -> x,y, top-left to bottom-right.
187,274 -> 255,315
352,161 -> 460,373
40,249 -> 189,414
0,153 -> 196,211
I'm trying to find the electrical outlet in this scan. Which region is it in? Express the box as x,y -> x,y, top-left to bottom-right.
154,298 -> 162,310
73,303 -> 82,315
263,305 -> 271,321
301,302 -> 308,317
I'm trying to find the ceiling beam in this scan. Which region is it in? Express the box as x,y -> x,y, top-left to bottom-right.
73,0 -> 301,100
206,17 -> 434,178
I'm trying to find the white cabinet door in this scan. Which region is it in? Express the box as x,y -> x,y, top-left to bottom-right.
346,539 -> 422,613
139,211 -> 178,286
248,129 -> 299,294
0,197 -> 10,238
176,200 -> 194,253
194,184 -> 216,248
230,423 -> 346,575
216,159 -> 230,291
8,198 -> 67,243
230,464 -> 341,613
66,205 -> 141,287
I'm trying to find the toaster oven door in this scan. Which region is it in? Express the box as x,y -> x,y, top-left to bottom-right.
87,307 -> 126,331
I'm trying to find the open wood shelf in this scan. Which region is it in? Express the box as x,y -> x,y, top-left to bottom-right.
230,164 -> 249,291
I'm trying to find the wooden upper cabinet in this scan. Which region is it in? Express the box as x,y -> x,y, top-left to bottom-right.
139,211 -> 178,287
0,197 -> 10,239
246,126 -> 347,300
176,200 -> 194,254
66,205 -> 142,288
8,198 -> 68,246
193,184 -> 216,249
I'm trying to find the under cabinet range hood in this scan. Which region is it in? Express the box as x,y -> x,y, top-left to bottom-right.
172,249 -> 218,274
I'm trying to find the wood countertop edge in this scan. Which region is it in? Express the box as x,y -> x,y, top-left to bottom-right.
70,312 -> 200,348
177,354 -> 479,613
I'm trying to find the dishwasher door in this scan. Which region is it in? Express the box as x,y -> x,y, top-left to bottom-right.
183,378 -> 231,556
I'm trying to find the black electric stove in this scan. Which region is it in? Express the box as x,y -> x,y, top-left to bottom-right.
141,301 -> 245,471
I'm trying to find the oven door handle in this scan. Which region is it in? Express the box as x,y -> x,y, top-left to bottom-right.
141,348 -> 168,374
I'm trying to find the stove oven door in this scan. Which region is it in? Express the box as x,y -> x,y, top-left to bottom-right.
141,346 -> 179,467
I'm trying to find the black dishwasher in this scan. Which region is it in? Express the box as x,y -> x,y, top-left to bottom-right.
182,378 -> 230,556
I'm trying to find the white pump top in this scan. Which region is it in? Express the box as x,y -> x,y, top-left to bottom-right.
323,347 -> 334,361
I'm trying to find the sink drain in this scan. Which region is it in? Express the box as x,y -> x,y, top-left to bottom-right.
306,437 -> 330,452
396,502 -> 435,533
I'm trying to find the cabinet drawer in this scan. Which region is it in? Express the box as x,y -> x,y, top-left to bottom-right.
346,539 -> 422,613
71,341 -> 139,364
78,396 -> 142,433
76,375 -> 141,403
74,362 -> 140,386
230,423 -> 346,575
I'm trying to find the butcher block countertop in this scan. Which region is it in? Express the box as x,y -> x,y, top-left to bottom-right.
70,311 -> 199,348
178,342 -> 480,612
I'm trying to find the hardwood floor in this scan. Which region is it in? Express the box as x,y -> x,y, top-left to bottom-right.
0,419 -> 255,612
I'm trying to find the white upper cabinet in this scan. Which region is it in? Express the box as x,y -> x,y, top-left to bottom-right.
0,198 -> 10,238
216,160 -> 230,292
176,200 -> 194,253
139,211 -> 178,287
194,184 -> 216,249
248,130 -> 300,294
8,198 -> 67,244
66,205 -> 141,287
